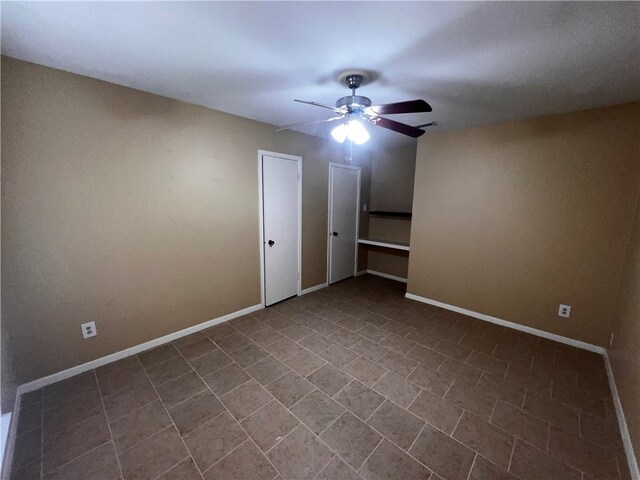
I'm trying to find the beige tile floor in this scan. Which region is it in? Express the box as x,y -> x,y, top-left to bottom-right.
7,275 -> 630,480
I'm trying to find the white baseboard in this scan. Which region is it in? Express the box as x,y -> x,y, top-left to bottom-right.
366,269 -> 408,284
0,413 -> 10,474
404,292 -> 603,354
300,283 -> 328,295
406,291 -> 639,478
15,303 -> 264,396
355,270 -> 367,277
1,396 -> 20,480
603,350 -> 640,480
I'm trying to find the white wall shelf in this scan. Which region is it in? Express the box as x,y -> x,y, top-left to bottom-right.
358,237 -> 410,251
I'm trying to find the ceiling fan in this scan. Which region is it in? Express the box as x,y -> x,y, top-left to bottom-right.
277,71 -> 433,144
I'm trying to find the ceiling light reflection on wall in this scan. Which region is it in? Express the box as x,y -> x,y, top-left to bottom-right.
331,119 -> 370,145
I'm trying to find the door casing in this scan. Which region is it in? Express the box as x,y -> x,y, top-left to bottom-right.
258,150 -> 302,306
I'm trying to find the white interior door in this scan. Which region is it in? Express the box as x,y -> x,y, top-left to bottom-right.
261,153 -> 301,306
328,163 -> 361,284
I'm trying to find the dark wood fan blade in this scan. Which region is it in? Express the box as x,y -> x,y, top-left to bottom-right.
368,117 -> 426,138
414,121 -> 437,129
276,115 -> 344,132
368,99 -> 432,115
294,99 -> 347,114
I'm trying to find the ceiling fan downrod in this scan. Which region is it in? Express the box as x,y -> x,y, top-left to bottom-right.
335,75 -> 372,112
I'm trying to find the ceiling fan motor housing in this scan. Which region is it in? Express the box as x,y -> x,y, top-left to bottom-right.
344,74 -> 364,89
335,95 -> 372,111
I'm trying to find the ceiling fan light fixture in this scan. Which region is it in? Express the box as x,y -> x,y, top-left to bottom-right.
331,119 -> 370,145
331,123 -> 348,143
347,119 -> 370,145
292,70 -> 430,141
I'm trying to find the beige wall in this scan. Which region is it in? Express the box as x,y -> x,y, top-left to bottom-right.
370,143 -> 417,213
609,196 -> 640,466
0,57 -> 371,411
367,217 -> 410,278
366,143 -> 417,278
408,103 -> 640,346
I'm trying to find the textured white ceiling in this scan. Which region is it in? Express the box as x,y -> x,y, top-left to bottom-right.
2,1 -> 639,147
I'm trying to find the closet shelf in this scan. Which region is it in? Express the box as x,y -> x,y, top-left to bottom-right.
368,211 -> 412,219
358,237 -> 410,251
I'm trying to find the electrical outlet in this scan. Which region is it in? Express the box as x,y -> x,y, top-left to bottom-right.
81,321 -> 97,339
558,304 -> 571,318
363,204 -> 367,212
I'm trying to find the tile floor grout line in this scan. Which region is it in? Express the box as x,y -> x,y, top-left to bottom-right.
406,385 -> 424,411
310,453 -> 340,480
263,422 -> 304,456
297,359 -> 444,475
199,438 -> 252,477
465,452 -> 478,480
450,408 -> 465,438
406,422 -> 427,453
329,379 -> 354,401
102,394 -> 157,425
271,323 -> 345,375
453,403 -> 522,452
177,343 -> 225,363
178,407 -> 231,438
263,343 -> 303,362
405,363 -> 420,379
177,349 -> 286,480
355,435 -> 385,474
363,397 -> 388,424
41,439 -> 116,479
236,398 -> 282,426
481,403 -> 534,444
160,386 -> 208,411
442,377 -> 457,399
246,362 -> 393,478
355,414 -> 438,475
299,359 -> 331,379
134,354 -> 205,480
209,375 -> 253,399
92,370 -> 126,480
325,351 -> 357,371
118,417 -> 210,458
315,410 -> 349,439
506,438 -> 517,474
145,368 -> 195,390
283,385 -> 317,410
488,395 -> 499,423
248,366 -> 294,390
148,450 -> 192,480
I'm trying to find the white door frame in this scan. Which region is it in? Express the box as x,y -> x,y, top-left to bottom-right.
327,162 -> 361,284
258,150 -> 302,306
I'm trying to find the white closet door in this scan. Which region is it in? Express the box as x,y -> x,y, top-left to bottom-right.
329,163 -> 360,284
262,154 -> 299,306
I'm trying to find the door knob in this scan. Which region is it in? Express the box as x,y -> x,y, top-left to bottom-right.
332,232 -> 338,236
268,240 -> 275,247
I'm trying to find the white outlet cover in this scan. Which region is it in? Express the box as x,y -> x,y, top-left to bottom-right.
558,304 -> 571,318
81,321 -> 97,339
